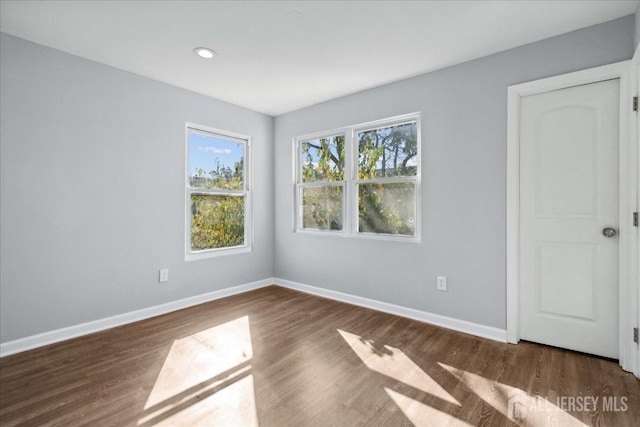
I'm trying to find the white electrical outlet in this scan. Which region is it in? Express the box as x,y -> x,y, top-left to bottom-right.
159,268 -> 169,283
436,275 -> 447,291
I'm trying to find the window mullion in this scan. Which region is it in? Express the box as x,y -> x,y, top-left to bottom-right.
347,127 -> 356,235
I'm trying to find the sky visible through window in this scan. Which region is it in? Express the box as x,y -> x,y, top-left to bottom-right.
358,122 -> 418,177
301,136 -> 344,182
301,139 -> 341,166
188,131 -> 244,180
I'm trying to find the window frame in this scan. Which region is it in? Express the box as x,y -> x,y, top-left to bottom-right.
185,123 -> 252,261
294,131 -> 347,235
294,113 -> 421,242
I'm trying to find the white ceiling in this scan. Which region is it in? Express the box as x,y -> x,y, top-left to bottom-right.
1,1 -> 637,116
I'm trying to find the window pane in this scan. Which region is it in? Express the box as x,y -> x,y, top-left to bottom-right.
301,186 -> 343,231
358,122 -> 418,179
188,130 -> 244,190
358,182 -> 415,235
301,135 -> 345,182
191,194 -> 244,251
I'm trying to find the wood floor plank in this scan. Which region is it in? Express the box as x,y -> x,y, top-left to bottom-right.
1,285 -> 638,426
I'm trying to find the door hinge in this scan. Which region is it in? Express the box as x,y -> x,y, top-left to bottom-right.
634,212 -> 639,227
634,327 -> 639,344
634,96 -> 638,112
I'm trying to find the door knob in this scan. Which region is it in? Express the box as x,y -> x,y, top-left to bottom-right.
602,227 -> 617,238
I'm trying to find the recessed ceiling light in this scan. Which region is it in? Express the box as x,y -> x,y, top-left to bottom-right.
194,47 -> 216,59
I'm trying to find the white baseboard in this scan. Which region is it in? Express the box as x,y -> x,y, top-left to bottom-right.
0,278 -> 273,358
1,277 -> 506,357
274,278 -> 507,343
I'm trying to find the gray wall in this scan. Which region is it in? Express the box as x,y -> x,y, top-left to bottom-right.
0,33 -> 275,343
273,16 -> 635,329
1,15 -> 636,344
636,4 -> 640,47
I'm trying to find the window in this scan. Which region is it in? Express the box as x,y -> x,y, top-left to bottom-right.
186,124 -> 251,259
295,113 -> 420,240
298,134 -> 345,231
356,120 -> 418,236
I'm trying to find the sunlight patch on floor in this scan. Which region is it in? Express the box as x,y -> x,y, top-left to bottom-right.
385,388 -> 472,427
138,315 -> 258,426
142,374 -> 259,426
337,329 -> 459,405
439,363 -> 587,427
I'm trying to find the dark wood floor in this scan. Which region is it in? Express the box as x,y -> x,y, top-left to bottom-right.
0,286 -> 638,426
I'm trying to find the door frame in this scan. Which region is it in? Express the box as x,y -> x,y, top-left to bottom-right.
506,60 -> 639,376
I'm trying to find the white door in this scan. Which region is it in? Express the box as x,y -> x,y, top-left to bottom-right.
519,79 -> 620,359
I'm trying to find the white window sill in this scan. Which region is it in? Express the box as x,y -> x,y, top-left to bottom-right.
295,229 -> 421,243
185,245 -> 252,262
